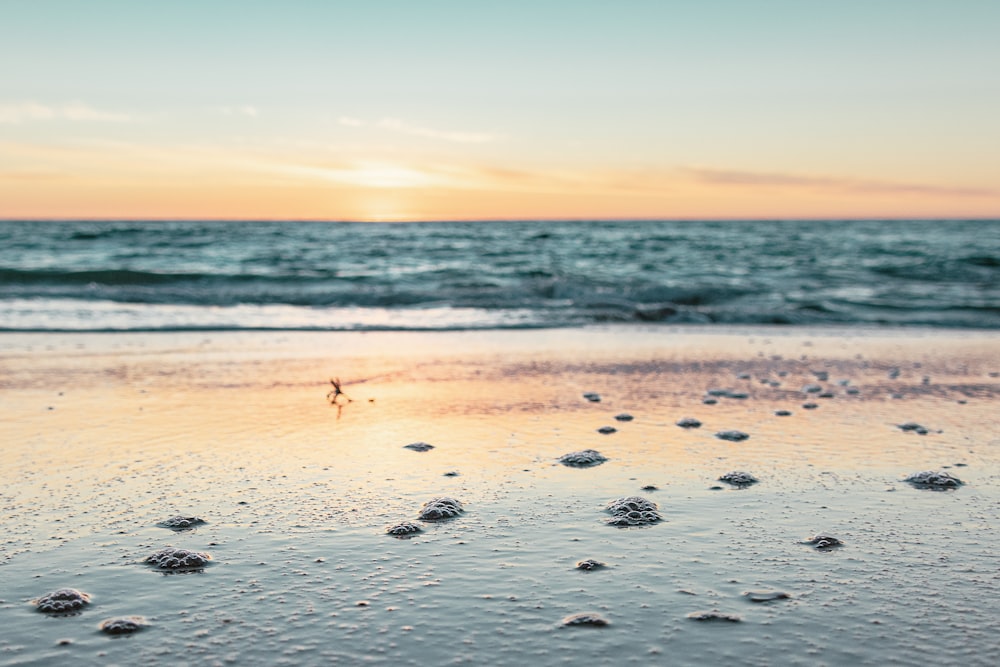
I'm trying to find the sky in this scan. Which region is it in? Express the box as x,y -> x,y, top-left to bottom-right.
1,0 -> 999,221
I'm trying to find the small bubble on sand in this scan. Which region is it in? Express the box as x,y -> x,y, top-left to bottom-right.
897,422 -> 928,435
614,413 -> 634,421
418,497 -> 464,521
145,547 -> 212,570
562,612 -> 609,627
687,611 -> 742,622
737,373 -> 751,380
676,417 -> 702,429
812,371 -> 829,381
904,471 -> 963,488
774,410 -> 793,416
583,393 -> 601,402
404,442 -> 434,452
386,522 -> 423,537
597,426 -> 618,435
743,590 -> 791,603
706,388 -> 729,397
803,384 -> 823,393
443,471 -> 460,477
33,588 -> 92,614
725,391 -> 749,399
575,559 -> 607,571
846,387 -> 860,395
802,402 -> 818,409
718,471 -> 758,486
99,616 -> 148,635
605,496 -> 662,526
804,534 -> 842,550
641,484 -> 658,491
558,449 -> 608,467
703,398 -> 718,405
158,516 -> 206,530
715,430 -> 749,442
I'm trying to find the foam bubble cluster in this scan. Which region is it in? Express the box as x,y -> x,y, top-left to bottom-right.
158,515 -> 206,530
575,559 -> 606,571
99,616 -> 148,635
386,522 -> 423,536
743,590 -> 791,603
145,547 -> 213,570
687,610 -> 742,622
718,471 -> 758,486
561,612 -> 609,626
904,471 -> 963,488
605,496 -> 662,526
33,588 -> 91,614
804,534 -> 842,549
418,497 -> 464,521
558,449 -> 608,467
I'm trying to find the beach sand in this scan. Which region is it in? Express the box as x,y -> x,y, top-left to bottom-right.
1,326 -> 998,665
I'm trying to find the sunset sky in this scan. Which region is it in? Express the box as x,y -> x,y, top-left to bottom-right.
2,0 -> 998,221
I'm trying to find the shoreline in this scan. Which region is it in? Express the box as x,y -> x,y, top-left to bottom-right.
1,326 -> 997,665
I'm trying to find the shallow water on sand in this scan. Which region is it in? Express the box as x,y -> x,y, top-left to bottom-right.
1,328 -> 998,665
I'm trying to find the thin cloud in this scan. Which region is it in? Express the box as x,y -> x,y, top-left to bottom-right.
265,161 -> 451,189
0,101 -> 131,124
682,166 -> 996,198
0,170 -> 71,181
337,116 -> 496,143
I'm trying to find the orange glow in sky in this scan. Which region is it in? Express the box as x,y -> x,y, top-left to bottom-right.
2,2 -> 999,220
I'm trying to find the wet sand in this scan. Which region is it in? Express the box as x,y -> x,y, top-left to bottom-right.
1,326 -> 998,665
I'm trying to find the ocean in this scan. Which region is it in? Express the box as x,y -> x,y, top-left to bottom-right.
1,219 -> 997,331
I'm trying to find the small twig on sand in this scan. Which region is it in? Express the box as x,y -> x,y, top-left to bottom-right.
327,377 -> 353,405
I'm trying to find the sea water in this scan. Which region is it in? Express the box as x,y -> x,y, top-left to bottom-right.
1,219 -> 997,331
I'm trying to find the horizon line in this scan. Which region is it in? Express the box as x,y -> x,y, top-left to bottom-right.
2,216 -> 999,224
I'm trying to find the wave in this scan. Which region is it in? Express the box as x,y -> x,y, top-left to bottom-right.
1,219 -> 998,331
0,267 -> 210,286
